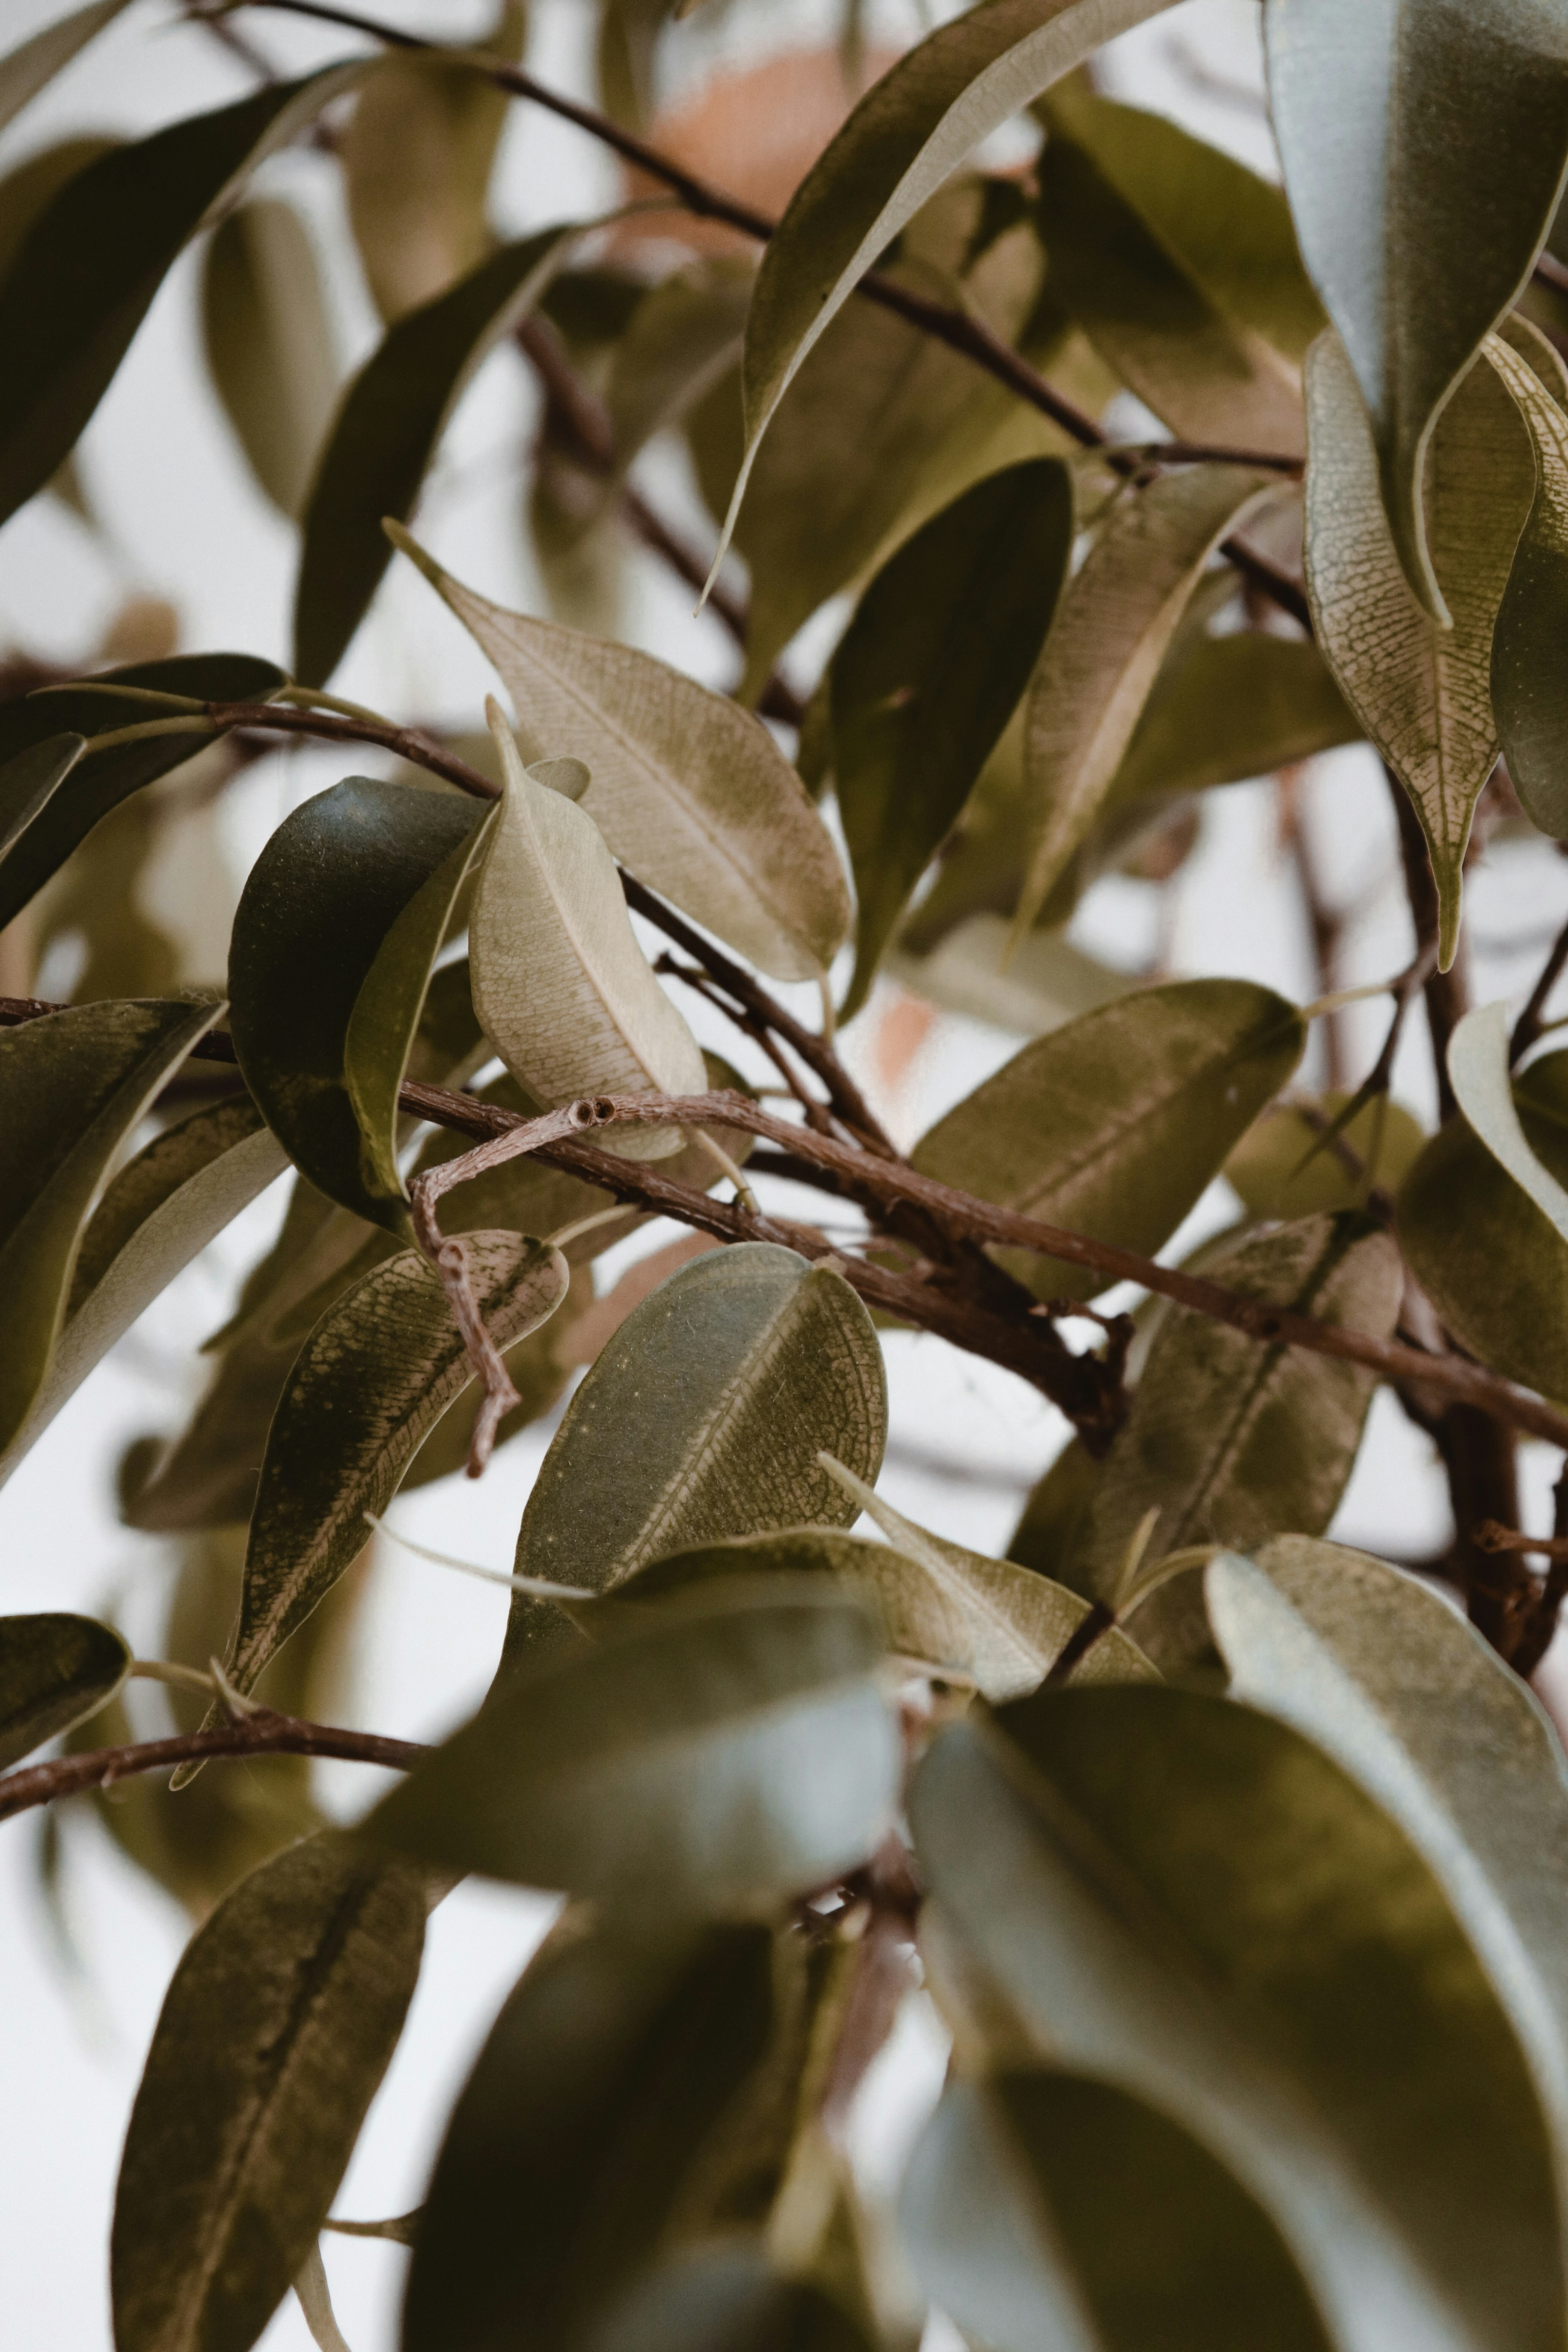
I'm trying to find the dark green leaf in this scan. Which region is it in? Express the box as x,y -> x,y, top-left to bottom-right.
0,1612 -> 128,1769
0,732 -> 85,860
832,457 -> 1072,1017
110,1829 -> 427,2352
912,979 -> 1304,1302
912,1687 -> 1563,2352
227,776 -> 490,1233
903,2070 -> 1334,2352
369,1583 -> 899,1916
0,133 -> 118,285
200,197 -> 341,520
585,2245 -> 873,2352
292,226 -> 577,685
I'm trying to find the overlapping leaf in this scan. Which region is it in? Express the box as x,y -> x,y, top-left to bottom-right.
1225,1089 -> 1425,1221
1490,331 -> 1568,835
0,1611 -> 127,1770
1108,631 -> 1359,805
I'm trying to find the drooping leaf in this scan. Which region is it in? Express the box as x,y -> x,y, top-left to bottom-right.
1446,1001 -> 1568,1241
110,1830 -> 427,2352
392,529 -> 851,979
0,70 -> 362,529
723,0 -> 1174,568
832,457 -> 1072,1017
1266,0 -> 1568,616
1209,1537 -> 1568,2160
903,2070 -> 1335,2352
1069,1215 -> 1402,1667
0,998 -> 221,1456
293,226 -> 580,686
913,1687 -> 1562,2352
402,1915 -> 779,2352
912,979 -> 1304,1303
366,1582 -> 899,1917
0,1094 -> 286,1488
504,1243 -> 886,1671
1397,1043 -> 1568,1399
1303,332 -> 1535,966
1013,464 -> 1274,936
227,775 -> 492,1232
1490,330 -> 1568,836
200,198 -> 341,520
0,0 -> 136,139
1108,631 -> 1360,805
0,1612 -> 128,1770
1225,1089 -> 1426,1221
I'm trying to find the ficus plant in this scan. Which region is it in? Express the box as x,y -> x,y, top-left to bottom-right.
13,0 -> 1568,2346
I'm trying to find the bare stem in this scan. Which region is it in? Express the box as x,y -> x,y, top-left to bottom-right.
0,1711 -> 425,1826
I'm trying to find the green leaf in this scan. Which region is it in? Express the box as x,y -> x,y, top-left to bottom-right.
211,1229 -> 568,1713
722,0 -> 1173,571
832,457 -> 1073,1017
0,1612 -> 128,1770
1303,332 -> 1535,968
903,2070 -> 1335,2352
1037,94 -> 1312,454
912,1688 -> 1564,2352
1013,465 -> 1274,936
1108,632 -> 1360,805
366,1582 -> 899,1916
604,255 -> 754,479
1209,1536 -> 1568,2165
889,914 -> 1140,1039
293,226 -> 579,686
110,1830 -> 427,2352
200,198 -> 341,520
503,1243 -> 886,1671
1070,1215 -> 1402,1667
0,651 -> 288,933
912,978 -> 1304,1304
402,1915 -> 779,2352
585,2246 -> 873,2352
1266,0 -> 1568,617
0,0 -> 135,138
0,71 -> 361,530
1489,329 -> 1568,836
1397,1044 -> 1568,1399
0,1095 -> 286,1488
1225,1089 -> 1426,1220
0,133 -> 119,284
468,725 -> 707,1151
392,529 -> 851,979
227,776 -> 491,1233
0,998 -> 221,1457
0,732 -> 86,859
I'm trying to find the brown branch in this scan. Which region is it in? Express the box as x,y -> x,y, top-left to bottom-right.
1512,905 -> 1568,1064
1387,764 -> 1467,1122
0,1709 -> 424,1826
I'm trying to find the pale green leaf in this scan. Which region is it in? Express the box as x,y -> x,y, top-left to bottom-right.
1490,329 -> 1568,835
1224,1089 -> 1426,1220
1266,0 -> 1568,616
201,198 -> 341,520
1448,1000 -> 1568,1242
912,978 -> 1304,1303
903,2069 -> 1334,2352
366,1582 -> 899,1917
0,0 -> 135,138
888,915 -> 1140,1039
0,1612 -> 128,1770
110,1830 -> 427,2352
1014,464 -> 1273,936
393,529 -> 850,978
912,1689 -> 1564,2352
1303,332 -> 1534,967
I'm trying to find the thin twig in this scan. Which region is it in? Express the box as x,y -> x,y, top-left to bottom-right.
0,1710 -> 424,1826
1512,909 -> 1568,1064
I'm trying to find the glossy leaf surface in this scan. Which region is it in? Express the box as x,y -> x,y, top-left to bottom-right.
0,1611 -> 127,1769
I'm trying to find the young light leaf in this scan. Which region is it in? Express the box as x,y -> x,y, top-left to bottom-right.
110,1830 -> 428,2352
402,1916 -> 778,2352
1489,330 -> 1568,835
0,652 -> 287,933
1303,332 -> 1534,968
832,457 -> 1073,1017
1071,1215 -> 1402,1669
912,979 -> 1305,1302
227,776 -> 492,1233
294,226 -> 582,686
393,530 -> 850,979
468,720 -> 707,1153
0,69 -> 363,528
912,1689 -> 1564,2352
1108,632 -> 1360,805
366,1582 -> 899,1917
504,1244 -> 887,1671
1014,464 -> 1274,937
0,998 -> 220,1457
0,1612 -> 128,1770
1448,1000 -> 1568,1244
1266,0 -> 1568,618
903,2070 -> 1335,2352
0,0 -> 135,138
1397,1045 -> 1568,1400
201,198 -> 341,520
723,0 -> 1174,573
1209,1537 -> 1568,2171
0,1096 -> 286,1489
